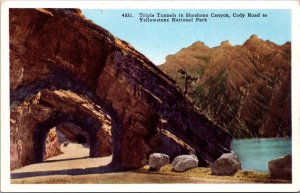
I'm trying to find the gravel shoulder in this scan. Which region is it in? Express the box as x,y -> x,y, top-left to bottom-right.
11,172 -> 247,184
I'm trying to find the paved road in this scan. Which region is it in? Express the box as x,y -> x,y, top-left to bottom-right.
12,143 -> 221,184
11,143 -> 112,174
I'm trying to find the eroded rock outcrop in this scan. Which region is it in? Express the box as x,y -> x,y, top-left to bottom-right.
44,128 -> 62,159
10,8 -> 232,170
160,35 -> 291,138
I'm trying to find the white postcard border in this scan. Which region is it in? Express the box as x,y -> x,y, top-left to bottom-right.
1,1 -> 300,192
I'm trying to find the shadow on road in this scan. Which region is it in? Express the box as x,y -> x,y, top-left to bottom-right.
11,164 -> 129,179
43,156 -> 89,163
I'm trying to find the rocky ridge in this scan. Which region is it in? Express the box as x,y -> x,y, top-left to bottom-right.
160,35 -> 291,138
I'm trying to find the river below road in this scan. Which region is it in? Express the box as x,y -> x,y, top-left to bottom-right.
232,138 -> 291,172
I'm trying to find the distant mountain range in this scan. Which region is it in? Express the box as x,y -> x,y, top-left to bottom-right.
159,35 -> 291,138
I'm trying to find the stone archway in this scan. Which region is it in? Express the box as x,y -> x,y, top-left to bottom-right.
32,111 -> 101,163
10,8 -> 233,171
10,89 -> 116,169
56,121 -> 112,157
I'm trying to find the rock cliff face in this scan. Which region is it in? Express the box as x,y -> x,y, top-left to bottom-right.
44,128 -> 62,160
10,8 -> 232,170
160,35 -> 291,138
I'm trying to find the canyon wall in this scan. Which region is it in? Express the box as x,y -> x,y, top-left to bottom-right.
160,36 -> 291,138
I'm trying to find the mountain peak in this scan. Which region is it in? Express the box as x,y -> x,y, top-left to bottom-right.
190,41 -> 209,49
243,34 -> 264,47
246,34 -> 263,43
249,34 -> 259,40
220,40 -> 232,47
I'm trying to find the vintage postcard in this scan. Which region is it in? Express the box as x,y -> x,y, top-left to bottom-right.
1,0 -> 300,192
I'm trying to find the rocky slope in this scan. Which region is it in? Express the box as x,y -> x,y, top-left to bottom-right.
10,9 -> 232,170
160,36 -> 291,138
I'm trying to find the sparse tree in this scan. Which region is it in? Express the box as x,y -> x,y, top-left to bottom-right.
177,68 -> 198,96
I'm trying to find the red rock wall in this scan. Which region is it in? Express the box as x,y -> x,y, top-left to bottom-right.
10,9 -> 232,170
10,94 -> 53,170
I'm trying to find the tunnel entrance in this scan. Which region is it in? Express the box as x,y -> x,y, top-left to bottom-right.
10,108 -> 115,175
42,124 -> 91,162
33,111 -> 113,165
11,122 -> 113,176
42,125 -> 113,170
10,89 -> 121,171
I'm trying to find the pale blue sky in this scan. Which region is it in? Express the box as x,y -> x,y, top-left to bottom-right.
82,9 -> 291,65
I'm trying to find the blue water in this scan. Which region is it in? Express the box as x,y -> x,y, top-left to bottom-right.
231,138 -> 291,172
